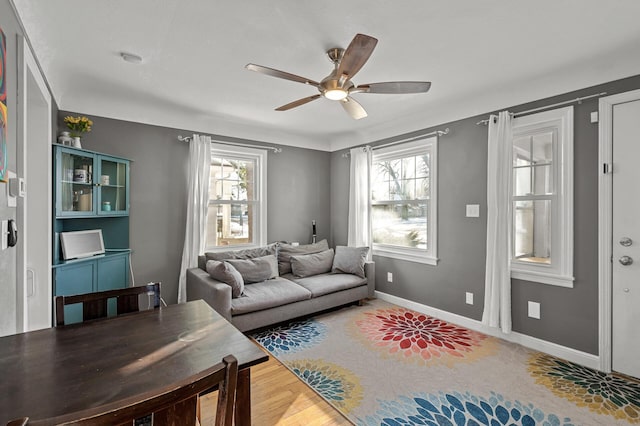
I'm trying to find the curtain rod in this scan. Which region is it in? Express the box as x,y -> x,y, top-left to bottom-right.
342,128 -> 450,157
475,92 -> 607,125
177,135 -> 283,153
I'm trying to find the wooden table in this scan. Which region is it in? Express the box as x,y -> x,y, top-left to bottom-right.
0,300 -> 268,425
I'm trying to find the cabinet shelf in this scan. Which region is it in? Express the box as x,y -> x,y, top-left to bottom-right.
52,249 -> 132,268
55,146 -> 130,217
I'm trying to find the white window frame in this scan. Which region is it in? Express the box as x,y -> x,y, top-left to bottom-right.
510,106 -> 574,287
371,137 -> 438,265
206,143 -> 267,251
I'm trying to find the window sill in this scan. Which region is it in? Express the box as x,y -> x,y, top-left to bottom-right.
204,243 -> 264,252
372,247 -> 438,265
511,269 -> 574,288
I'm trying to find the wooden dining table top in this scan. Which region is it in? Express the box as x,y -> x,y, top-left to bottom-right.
0,299 -> 268,424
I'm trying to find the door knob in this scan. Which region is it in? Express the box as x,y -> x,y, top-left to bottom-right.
620,237 -> 633,247
619,255 -> 633,266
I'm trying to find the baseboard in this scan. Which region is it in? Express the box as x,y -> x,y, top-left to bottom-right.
374,291 -> 600,370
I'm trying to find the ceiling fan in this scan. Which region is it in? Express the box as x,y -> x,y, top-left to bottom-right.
245,33 -> 431,120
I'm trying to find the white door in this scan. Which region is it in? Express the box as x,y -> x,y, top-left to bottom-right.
16,37 -> 52,331
612,98 -> 640,378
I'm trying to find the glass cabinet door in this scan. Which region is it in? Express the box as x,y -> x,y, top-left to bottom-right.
97,156 -> 129,215
57,149 -> 96,216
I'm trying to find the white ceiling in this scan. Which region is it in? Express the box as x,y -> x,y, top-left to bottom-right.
12,0 -> 640,151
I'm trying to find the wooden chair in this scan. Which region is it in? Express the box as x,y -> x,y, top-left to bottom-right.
9,355 -> 238,426
55,282 -> 161,326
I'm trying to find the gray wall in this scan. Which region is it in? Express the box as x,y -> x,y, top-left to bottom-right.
58,112 -> 331,304
331,74 -> 640,356
267,145 -> 331,245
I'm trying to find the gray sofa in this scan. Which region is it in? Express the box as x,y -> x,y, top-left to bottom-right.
186,240 -> 375,332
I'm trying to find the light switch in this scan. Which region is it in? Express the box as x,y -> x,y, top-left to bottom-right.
590,111 -> 599,123
465,292 -> 473,305
466,204 -> 480,218
6,171 -> 16,208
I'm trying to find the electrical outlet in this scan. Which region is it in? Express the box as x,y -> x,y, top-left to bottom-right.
528,301 -> 541,319
465,292 -> 474,305
387,272 -> 393,283
466,204 -> 480,217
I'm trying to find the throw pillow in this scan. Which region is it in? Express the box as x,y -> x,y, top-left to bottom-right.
290,248 -> 335,278
204,243 -> 277,262
206,260 -> 244,298
278,239 -> 329,275
332,245 -> 369,278
226,254 -> 279,284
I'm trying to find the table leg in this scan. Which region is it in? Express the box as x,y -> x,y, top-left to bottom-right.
235,368 -> 251,426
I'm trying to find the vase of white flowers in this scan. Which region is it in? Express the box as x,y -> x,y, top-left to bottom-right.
64,115 -> 93,149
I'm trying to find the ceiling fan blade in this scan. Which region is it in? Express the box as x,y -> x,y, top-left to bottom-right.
340,97 -> 368,120
246,63 -> 320,87
336,34 -> 378,80
354,81 -> 432,94
275,94 -> 322,111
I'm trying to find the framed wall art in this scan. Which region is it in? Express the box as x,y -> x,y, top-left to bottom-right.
0,27 -> 7,183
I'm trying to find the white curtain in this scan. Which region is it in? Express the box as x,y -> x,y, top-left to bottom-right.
347,146 -> 372,259
482,111 -> 513,333
177,134 -> 211,303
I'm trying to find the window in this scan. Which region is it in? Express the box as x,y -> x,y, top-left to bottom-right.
370,137 -> 438,265
510,106 -> 573,287
205,144 -> 267,249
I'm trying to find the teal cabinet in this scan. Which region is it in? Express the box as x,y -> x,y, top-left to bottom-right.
54,145 -> 129,218
52,144 -> 132,326
53,252 -> 130,324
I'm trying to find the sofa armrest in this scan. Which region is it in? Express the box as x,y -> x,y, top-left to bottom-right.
364,261 -> 375,298
186,267 -> 232,322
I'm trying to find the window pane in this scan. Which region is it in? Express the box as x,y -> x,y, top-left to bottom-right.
371,171 -> 389,201
211,157 -> 254,201
513,136 -> 531,166
375,161 -> 390,181
372,203 -> 428,249
389,159 -> 401,180
416,154 -> 429,178
415,178 -> 429,199
401,179 -> 415,200
532,132 -> 553,164
514,166 -> 531,196
206,203 -> 252,247
221,181 -> 235,200
402,156 -> 416,179
514,200 -> 551,264
532,164 -> 553,195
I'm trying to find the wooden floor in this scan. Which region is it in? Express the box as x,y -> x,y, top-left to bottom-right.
200,343 -> 352,425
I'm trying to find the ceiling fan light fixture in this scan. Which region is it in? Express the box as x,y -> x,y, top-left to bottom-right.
324,88 -> 348,101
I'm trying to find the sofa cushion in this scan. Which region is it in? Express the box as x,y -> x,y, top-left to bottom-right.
231,277 -> 312,315
205,260 -> 244,298
290,248 -> 334,278
278,240 -> 329,275
332,246 -> 369,278
199,243 -> 278,270
287,272 -> 368,297
226,254 -> 278,284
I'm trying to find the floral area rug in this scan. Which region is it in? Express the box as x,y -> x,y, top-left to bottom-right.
251,299 -> 640,426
